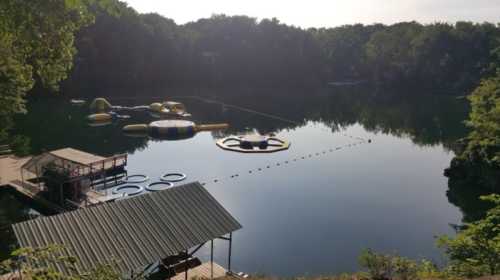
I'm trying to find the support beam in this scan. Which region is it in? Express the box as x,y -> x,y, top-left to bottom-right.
20,168 -> 24,187
210,240 -> 214,279
228,232 -> 232,273
184,250 -> 188,280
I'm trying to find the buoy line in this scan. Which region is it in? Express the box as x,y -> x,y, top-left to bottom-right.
107,95 -> 369,143
190,96 -> 370,143
200,139 -> 368,186
191,96 -> 301,125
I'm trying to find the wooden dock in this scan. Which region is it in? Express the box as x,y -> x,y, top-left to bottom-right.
0,148 -> 129,212
172,262 -> 228,280
0,155 -> 32,187
0,155 -> 66,212
0,263 -> 229,280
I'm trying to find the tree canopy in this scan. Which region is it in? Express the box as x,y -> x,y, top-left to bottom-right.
438,194 -> 500,277
60,6 -> 500,97
0,0 -> 118,146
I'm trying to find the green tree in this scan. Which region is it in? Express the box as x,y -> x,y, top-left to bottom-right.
0,245 -> 122,280
358,249 -> 422,280
0,0 -> 117,147
438,194 -> 500,276
464,73 -> 500,166
445,70 -> 500,194
365,22 -> 423,84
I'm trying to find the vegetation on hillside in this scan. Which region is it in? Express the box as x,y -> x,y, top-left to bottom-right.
438,195 -> 500,277
0,0 -> 117,151
0,245 -> 122,280
444,52 -> 500,221
64,6 -> 500,95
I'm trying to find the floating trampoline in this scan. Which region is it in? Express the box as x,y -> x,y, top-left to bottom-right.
216,134 -> 291,153
124,174 -> 149,183
122,120 -> 228,140
87,113 -> 113,122
87,120 -> 112,127
160,172 -> 187,182
112,184 -> 144,196
146,181 -> 174,192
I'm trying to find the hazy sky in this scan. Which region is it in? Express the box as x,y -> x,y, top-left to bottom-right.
123,0 -> 500,28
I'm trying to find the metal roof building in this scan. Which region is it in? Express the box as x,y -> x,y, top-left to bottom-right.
12,181 -> 242,275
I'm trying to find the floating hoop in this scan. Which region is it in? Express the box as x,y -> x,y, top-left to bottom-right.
146,181 -> 174,192
112,184 -> 144,196
160,172 -> 187,182
124,174 -> 149,183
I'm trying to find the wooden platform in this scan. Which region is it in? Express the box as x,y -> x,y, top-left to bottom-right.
0,155 -> 32,187
172,262 -> 227,280
0,149 -> 121,212
8,179 -> 66,213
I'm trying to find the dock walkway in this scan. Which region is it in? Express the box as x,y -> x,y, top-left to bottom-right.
0,155 -> 31,187
172,262 -> 228,280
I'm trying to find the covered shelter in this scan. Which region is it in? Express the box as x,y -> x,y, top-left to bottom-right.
12,182 -> 242,279
19,148 -> 127,208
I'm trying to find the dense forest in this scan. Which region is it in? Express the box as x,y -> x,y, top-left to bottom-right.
60,2 -> 500,96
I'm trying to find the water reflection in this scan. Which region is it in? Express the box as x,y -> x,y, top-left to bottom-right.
15,87 -> 469,155
7,87 -> 476,275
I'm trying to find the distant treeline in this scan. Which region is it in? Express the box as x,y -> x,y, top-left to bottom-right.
62,2 -> 500,95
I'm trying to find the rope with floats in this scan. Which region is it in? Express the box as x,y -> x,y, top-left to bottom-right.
201,137 -> 369,186
191,96 -> 301,125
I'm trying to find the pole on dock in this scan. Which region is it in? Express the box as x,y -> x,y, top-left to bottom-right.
228,232 -> 232,273
184,250 -> 188,280
210,240 -> 214,279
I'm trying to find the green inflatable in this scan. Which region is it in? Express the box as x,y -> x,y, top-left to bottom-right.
90,98 -> 113,112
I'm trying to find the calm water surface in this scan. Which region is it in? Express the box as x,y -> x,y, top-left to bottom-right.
2,88 -> 471,276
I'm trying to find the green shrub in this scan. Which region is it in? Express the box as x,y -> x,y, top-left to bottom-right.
359,250 -> 450,280
10,135 -> 30,156
437,195 -> 500,277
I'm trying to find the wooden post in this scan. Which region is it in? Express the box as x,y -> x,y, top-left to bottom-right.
185,250 -> 188,280
20,168 -> 24,187
36,166 -> 41,190
228,232 -> 232,273
211,240 -> 214,279
59,183 -> 63,206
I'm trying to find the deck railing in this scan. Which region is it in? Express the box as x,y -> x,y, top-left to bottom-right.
67,154 -> 128,178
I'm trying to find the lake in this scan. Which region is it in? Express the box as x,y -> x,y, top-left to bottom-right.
2,86 -> 471,276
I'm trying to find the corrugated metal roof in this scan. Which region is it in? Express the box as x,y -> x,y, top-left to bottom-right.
12,182 -> 242,274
